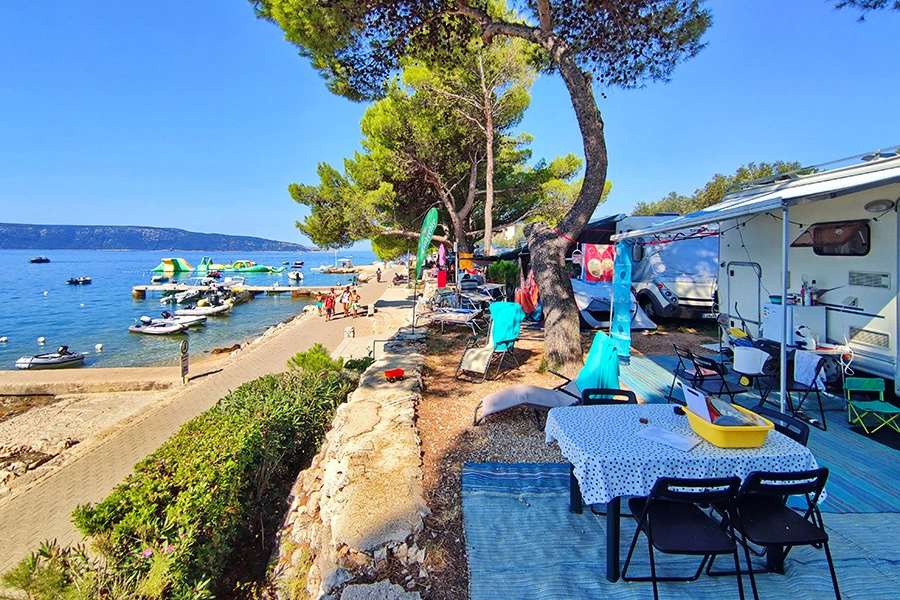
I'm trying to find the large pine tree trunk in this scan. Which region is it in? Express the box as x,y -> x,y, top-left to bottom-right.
525,31 -> 609,377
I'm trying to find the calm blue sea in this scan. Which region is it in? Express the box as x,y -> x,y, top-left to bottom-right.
0,249 -> 378,370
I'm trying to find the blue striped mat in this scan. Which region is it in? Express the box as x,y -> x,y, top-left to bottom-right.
463,462 -> 900,600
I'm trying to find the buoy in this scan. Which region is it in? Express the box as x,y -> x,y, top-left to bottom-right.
0,337 -> 7,343
80,303 -> 85,307
43,291 -> 49,296
95,343 -> 103,352
38,336 -> 46,344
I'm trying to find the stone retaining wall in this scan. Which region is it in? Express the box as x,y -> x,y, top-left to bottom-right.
270,337 -> 429,599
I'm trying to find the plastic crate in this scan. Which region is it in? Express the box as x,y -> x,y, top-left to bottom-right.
684,404 -> 774,448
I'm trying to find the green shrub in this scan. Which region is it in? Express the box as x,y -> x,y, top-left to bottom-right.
64,370 -> 352,598
486,260 -> 518,296
287,343 -> 343,373
343,356 -> 374,373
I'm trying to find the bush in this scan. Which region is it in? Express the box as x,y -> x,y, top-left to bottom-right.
287,342 -> 343,373
343,356 -> 375,373
486,260 -> 518,297
59,369 -> 353,598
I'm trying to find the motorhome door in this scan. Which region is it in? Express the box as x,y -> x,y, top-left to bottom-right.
725,261 -> 763,336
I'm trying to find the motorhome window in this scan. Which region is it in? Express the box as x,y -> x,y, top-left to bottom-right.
790,220 -> 870,256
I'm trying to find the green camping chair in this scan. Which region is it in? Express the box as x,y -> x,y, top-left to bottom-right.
844,377 -> 900,434
456,302 -> 526,383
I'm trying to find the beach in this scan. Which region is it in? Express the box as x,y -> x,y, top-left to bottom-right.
0,265 -> 408,573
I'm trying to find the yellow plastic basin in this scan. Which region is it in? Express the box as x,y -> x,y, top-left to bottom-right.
684,404 -> 774,448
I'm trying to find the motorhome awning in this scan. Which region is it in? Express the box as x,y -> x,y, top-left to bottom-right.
613,158 -> 900,241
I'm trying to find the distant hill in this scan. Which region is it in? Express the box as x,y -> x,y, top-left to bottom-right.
0,223 -> 310,251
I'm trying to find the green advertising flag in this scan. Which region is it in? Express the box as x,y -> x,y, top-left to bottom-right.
415,207 -> 439,279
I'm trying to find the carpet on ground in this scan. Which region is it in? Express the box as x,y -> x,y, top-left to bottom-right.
849,425 -> 900,452
462,462 -> 900,600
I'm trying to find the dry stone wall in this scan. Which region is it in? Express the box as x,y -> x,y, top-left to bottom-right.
270,344 -> 429,599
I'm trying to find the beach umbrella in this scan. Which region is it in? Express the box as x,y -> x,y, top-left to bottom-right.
438,243 -> 446,267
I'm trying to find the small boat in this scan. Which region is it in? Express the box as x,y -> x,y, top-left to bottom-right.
150,275 -> 168,283
153,313 -> 207,328
175,303 -> 231,316
288,270 -> 304,281
30,256 -> 50,263
160,289 -> 200,305
128,320 -> 189,335
15,346 -> 85,370
66,277 -> 92,285
310,264 -> 329,273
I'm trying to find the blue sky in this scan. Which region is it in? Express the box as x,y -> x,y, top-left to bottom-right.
1,1 -> 898,248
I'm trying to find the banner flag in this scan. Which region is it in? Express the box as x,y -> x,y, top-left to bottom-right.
415,208 -> 438,279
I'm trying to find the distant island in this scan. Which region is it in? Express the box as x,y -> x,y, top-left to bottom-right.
0,223 -> 310,252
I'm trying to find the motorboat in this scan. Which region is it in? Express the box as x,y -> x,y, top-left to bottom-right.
15,346 -> 85,370
152,313 -> 207,328
160,289 -> 201,305
128,320 -> 189,335
175,303 -> 231,317
288,264 -> 304,281
150,275 -> 168,283
66,277 -> 92,285
310,264 -> 329,273
29,256 -> 50,263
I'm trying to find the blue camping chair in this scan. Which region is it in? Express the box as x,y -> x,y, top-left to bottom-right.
550,329 -> 621,401
456,302 -> 526,383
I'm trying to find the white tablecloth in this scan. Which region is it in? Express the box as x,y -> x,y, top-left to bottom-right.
545,404 -> 819,506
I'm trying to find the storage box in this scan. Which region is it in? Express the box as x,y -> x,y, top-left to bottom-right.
684,404 -> 774,448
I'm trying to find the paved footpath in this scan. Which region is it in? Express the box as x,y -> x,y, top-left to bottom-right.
0,277 -> 413,574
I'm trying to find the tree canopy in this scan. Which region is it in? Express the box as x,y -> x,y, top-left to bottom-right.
632,161 -> 802,216
251,0 -> 711,373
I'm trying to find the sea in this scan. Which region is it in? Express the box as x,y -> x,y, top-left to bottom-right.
0,249 -> 379,370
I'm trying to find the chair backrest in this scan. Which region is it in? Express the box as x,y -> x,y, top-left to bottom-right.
845,376 -> 885,401
581,388 -> 638,405
574,330 -> 620,392
647,476 -> 741,507
487,302 -> 525,352
752,406 -> 810,445
691,354 -> 726,379
673,344 -> 695,370
739,468 -> 828,508
792,350 -> 826,389
732,346 -> 771,375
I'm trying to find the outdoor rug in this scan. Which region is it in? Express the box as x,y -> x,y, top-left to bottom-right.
850,425 -> 900,452
463,462 -> 900,600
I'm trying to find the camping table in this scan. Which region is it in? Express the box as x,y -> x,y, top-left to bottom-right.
545,404 -> 819,582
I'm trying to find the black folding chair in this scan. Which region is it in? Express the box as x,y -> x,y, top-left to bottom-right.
714,469 -> 840,600
667,344 -> 705,404
622,476 -> 745,600
752,406 -> 810,446
690,354 -> 748,402
759,354 -> 828,430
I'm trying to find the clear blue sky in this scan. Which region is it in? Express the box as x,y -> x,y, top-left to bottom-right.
1,1 -> 898,248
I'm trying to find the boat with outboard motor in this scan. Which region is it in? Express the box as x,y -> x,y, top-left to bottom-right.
151,312 -> 207,328
175,303 -> 231,316
15,346 -> 85,370
30,256 -> 50,263
128,320 -> 189,335
66,277 -> 92,285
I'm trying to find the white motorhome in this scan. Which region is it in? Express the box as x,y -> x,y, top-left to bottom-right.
616,215 -> 718,320
615,148 -> 900,394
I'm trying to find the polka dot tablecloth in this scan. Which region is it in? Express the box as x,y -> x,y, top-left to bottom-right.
545,404 -> 819,506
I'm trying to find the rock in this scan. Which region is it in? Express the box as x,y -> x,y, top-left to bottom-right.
340,581 -> 421,600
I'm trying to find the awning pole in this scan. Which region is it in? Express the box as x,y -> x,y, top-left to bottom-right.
779,208 -> 789,412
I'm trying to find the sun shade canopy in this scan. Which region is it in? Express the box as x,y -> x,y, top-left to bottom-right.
613,156 -> 900,241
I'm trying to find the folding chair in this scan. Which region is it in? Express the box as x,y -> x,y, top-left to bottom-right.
732,346 -> 776,401
622,476 -> 745,600
844,377 -> 900,434
456,302 -> 525,383
549,330 -> 621,402
721,469 -> 840,600
580,388 -> 637,405
752,406 -> 810,446
666,344 -> 705,404
690,354 -> 748,402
